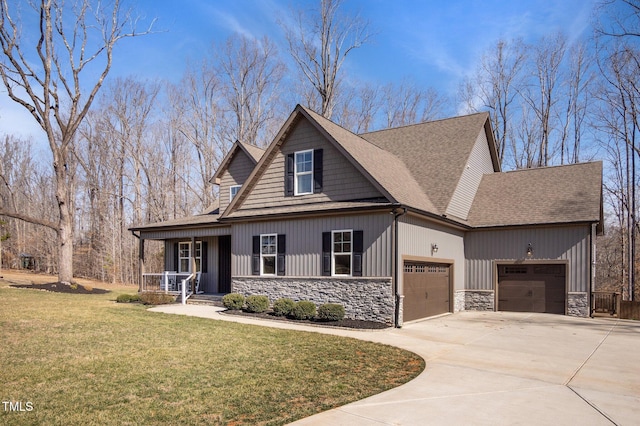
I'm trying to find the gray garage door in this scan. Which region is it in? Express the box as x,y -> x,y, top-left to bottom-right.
497,264 -> 566,314
404,262 -> 451,321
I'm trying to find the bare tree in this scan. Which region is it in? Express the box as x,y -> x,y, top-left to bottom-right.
521,33 -> 568,167
216,35 -> 286,147
459,38 -> 527,167
0,0 -> 153,284
283,0 -> 372,118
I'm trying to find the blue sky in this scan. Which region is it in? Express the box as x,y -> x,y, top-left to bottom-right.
1,0 -> 599,146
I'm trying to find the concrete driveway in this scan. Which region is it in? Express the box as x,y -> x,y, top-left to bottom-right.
150,306 -> 640,425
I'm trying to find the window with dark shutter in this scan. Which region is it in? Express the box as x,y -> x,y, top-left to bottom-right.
352,230 -> 363,277
201,241 -> 208,273
285,153 -> 294,196
322,232 -> 331,276
277,234 -> 286,276
252,236 -> 260,275
313,148 -> 323,193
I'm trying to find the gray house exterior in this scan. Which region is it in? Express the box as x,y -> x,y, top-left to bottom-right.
130,105 -> 603,326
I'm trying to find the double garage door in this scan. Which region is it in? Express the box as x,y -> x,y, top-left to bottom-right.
403,262 -> 451,322
497,264 -> 566,314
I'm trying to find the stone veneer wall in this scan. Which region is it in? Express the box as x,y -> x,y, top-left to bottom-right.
232,277 -> 394,324
567,293 -> 589,317
459,290 -> 590,318
464,290 -> 495,311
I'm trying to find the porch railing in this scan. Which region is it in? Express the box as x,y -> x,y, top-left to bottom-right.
141,272 -> 192,293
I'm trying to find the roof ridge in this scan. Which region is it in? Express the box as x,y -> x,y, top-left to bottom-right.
500,161 -> 602,174
359,111 -> 489,136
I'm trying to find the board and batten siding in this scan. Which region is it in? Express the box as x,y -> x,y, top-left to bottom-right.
232,213 -> 393,277
445,129 -> 495,220
219,150 -> 256,214
238,119 -> 383,211
397,214 -> 465,293
465,225 -> 591,293
164,236 -> 220,293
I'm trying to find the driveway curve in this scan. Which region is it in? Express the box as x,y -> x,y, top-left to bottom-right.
149,305 -> 639,425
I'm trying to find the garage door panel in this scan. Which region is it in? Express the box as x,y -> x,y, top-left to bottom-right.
404,262 -> 451,322
498,265 -> 566,315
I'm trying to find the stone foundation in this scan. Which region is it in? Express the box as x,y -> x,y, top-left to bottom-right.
567,293 -> 589,317
463,290 -> 495,311
454,291 -> 465,312
232,276 -> 394,324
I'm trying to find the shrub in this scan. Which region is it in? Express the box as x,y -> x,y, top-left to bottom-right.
244,295 -> 270,313
272,298 -> 296,317
116,293 -> 141,303
140,292 -> 176,305
222,293 -> 245,310
290,300 -> 316,320
317,303 -> 345,321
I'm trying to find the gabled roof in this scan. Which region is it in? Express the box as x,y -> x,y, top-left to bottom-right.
210,140 -> 265,184
361,112 -> 499,214
221,105 -> 438,219
299,107 -> 439,214
467,161 -> 603,229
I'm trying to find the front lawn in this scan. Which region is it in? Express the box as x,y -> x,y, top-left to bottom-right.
0,276 -> 423,425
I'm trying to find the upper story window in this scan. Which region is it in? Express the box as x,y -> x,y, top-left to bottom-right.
285,149 -> 322,197
230,185 -> 241,201
294,150 -> 313,195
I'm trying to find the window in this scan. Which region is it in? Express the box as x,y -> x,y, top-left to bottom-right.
178,241 -> 202,273
260,234 -> 277,275
229,185 -> 241,201
294,149 -> 313,195
332,230 -> 352,276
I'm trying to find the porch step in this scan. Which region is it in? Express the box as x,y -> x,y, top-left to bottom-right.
186,294 -> 225,307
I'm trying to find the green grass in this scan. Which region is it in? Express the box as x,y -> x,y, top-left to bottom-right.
0,280 -> 424,425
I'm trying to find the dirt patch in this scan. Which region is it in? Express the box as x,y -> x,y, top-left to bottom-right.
10,282 -> 110,294
222,309 -> 390,330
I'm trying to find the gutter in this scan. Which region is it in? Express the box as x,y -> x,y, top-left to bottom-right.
393,207 -> 407,328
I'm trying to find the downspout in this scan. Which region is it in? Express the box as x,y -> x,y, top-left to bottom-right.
590,223 -> 597,317
393,207 -> 407,328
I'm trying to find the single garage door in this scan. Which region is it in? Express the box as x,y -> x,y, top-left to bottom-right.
497,264 -> 566,314
404,262 -> 451,321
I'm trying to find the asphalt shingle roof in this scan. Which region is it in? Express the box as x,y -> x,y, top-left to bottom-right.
467,161 -> 603,227
361,112 -> 496,214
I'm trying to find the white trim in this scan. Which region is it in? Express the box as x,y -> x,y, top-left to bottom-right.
260,233 -> 277,276
331,229 -> 353,277
229,185 -> 241,201
177,241 -> 202,274
294,149 -> 313,196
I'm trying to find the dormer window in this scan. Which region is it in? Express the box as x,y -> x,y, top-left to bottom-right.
285,149 -> 323,197
294,150 -> 313,195
230,185 -> 241,201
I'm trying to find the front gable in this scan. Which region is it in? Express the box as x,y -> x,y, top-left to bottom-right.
218,148 -> 257,213
228,112 -> 386,215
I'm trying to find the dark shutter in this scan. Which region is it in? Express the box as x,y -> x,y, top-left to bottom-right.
252,236 -> 260,275
285,153 -> 294,196
277,234 -> 286,276
322,232 -> 332,276
201,241 -> 208,273
352,230 -> 363,277
313,149 -> 323,193
173,242 -> 179,271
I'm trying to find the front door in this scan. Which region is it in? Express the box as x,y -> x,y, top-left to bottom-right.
218,235 -> 232,293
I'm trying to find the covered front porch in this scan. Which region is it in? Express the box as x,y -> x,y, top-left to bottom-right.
134,224 -> 232,302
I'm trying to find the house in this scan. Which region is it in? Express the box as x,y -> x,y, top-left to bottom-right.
130,105 -> 603,326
